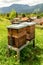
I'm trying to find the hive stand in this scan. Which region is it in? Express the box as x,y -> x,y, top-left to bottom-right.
8,39 -> 35,62
7,22 -> 36,62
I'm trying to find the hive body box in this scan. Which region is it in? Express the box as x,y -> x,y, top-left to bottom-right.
7,22 -> 36,48
8,28 -> 26,48
26,25 -> 35,40
20,22 -> 35,40
7,23 -> 27,48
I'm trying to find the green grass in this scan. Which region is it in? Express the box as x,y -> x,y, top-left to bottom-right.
0,18 -> 43,65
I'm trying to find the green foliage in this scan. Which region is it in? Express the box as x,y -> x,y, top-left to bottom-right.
0,12 -> 43,20
0,17 -> 43,65
6,13 -> 9,17
36,12 -> 43,18
25,12 -> 43,18
39,13 -> 43,17
37,15 -> 41,19
9,10 -> 16,20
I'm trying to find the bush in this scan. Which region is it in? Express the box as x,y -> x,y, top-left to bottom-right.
37,16 -> 41,19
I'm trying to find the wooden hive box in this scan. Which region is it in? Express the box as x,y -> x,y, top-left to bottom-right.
21,22 -> 36,41
26,25 -> 35,33
7,22 -> 36,48
8,34 -> 26,48
7,24 -> 26,48
26,25 -> 35,40
23,22 -> 36,41
11,18 -> 20,24
8,28 -> 26,38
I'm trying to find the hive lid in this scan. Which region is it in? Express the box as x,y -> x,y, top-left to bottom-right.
21,22 -> 36,26
7,22 -> 36,29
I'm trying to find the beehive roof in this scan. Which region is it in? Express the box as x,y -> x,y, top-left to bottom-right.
7,22 -> 36,29
33,17 -> 43,24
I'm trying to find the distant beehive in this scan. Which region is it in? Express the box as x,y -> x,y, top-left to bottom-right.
11,18 -> 20,24
21,17 -> 29,22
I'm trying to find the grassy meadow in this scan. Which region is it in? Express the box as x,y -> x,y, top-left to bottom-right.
0,17 -> 43,65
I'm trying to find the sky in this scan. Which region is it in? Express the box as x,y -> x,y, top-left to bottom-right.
0,0 -> 43,8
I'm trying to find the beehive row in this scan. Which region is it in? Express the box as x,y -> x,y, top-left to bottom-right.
8,25 -> 35,48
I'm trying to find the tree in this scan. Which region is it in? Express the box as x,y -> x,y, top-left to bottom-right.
9,10 -> 16,20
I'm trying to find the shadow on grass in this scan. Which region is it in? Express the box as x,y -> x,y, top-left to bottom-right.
20,44 -> 43,65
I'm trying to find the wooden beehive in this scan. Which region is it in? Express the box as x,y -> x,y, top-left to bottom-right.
7,22 -> 36,48
26,25 -> 35,40
8,35 -> 26,48
11,18 -> 20,24
8,28 -> 26,38
20,22 -> 36,41
7,24 -> 26,48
